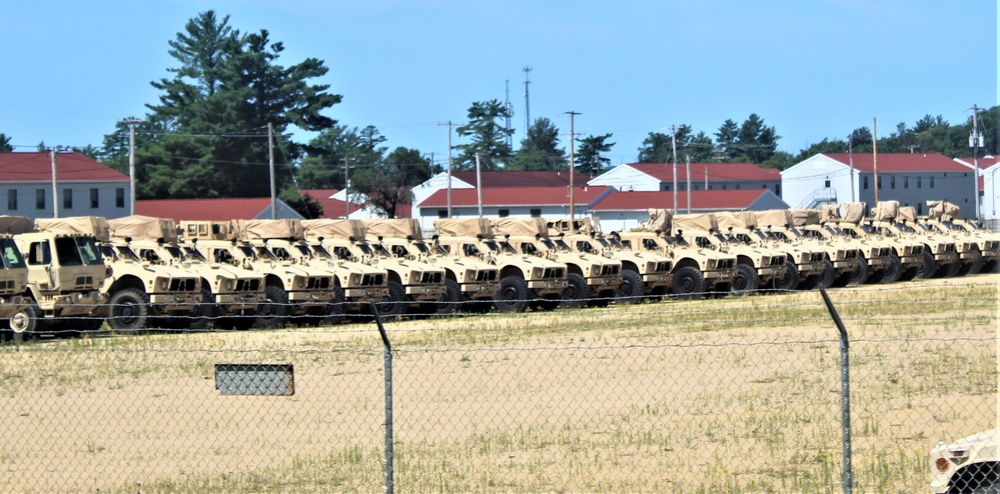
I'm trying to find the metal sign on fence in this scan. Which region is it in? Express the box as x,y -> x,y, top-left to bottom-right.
214,363 -> 295,396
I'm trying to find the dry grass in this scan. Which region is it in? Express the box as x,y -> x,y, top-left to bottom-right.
0,274 -> 995,493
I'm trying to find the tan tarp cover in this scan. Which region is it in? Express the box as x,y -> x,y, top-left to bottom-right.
714,211 -> 756,230
672,213 -> 717,233
492,217 -> 548,237
233,219 -> 305,241
362,218 -> 422,240
35,216 -> 111,242
754,209 -> 791,228
898,206 -> 918,223
301,219 -> 366,240
433,218 -> 494,238
927,200 -> 961,221
820,204 -> 841,223
0,216 -> 34,234
841,202 -> 867,224
108,215 -> 178,243
873,201 -> 900,221
640,208 -> 674,233
789,209 -> 820,227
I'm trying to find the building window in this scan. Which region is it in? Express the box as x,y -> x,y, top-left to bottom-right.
877,177 -> 883,189
530,208 -> 541,218
7,190 -> 16,210
917,203 -> 923,215
36,189 -> 45,210
863,176 -> 869,189
115,188 -> 125,208
917,176 -> 922,189
775,184 -> 780,196
761,184 -> 767,189
930,176 -> 935,188
663,184 -> 671,191
735,184 -> 741,190
437,210 -> 448,219
890,176 -> 896,189
498,209 -> 510,217
90,188 -> 99,208
63,189 -> 73,209
720,185 -> 727,190
904,176 -> 909,189
707,185 -> 713,190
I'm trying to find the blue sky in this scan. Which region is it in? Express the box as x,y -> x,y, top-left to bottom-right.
1,0 -> 996,167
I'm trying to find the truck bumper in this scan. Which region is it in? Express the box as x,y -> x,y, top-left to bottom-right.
641,272 -> 671,287
899,255 -> 922,268
0,295 -> 27,318
216,292 -> 266,314
48,291 -> 106,316
528,279 -> 567,296
404,284 -> 446,301
704,269 -> 734,288
586,275 -> 622,290
150,292 -> 202,313
344,286 -> 388,303
461,281 -> 499,300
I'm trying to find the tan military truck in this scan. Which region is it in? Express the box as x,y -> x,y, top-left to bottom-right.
920,201 -> 993,276
180,220 -> 338,328
363,218 -> 497,315
671,212 -> 787,293
930,428 -> 998,494
0,231 -> 30,341
108,215 -> 265,330
493,217 -> 621,308
947,218 -> 1000,273
36,216 -> 201,332
753,208 -> 864,287
434,217 -> 567,313
833,202 -> 923,284
549,217 -> 672,303
0,215 -> 106,338
615,209 -> 736,298
864,202 -> 936,281
301,219 -> 443,319
715,210 -> 830,290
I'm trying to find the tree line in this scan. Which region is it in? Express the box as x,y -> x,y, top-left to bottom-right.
2,11 -> 997,218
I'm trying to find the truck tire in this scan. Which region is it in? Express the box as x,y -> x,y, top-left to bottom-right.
188,289 -> 217,330
879,253 -> 902,284
559,273 -> 590,309
671,266 -> 705,298
960,248 -> 984,276
615,269 -> 644,304
494,276 -> 529,313
916,251 -> 936,279
775,261 -> 799,291
375,280 -> 407,319
108,288 -> 151,332
434,279 -> 463,315
848,256 -> 868,285
816,259 -> 835,289
254,285 -> 290,328
9,302 -> 42,342
730,263 -> 759,294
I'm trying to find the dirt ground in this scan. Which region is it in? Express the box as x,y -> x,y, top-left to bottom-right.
0,274 -> 996,492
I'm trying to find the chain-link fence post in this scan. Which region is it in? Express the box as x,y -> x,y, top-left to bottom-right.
820,287 -> 852,494
371,302 -> 394,494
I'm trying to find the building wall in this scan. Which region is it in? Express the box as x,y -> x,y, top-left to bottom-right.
984,164 -> 1000,221
3,181 -> 130,220
856,171 -> 977,217
587,166 -> 660,191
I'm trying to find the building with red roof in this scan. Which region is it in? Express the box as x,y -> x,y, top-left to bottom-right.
954,156 -> 1000,221
781,153 -> 978,217
136,198 -> 303,222
0,152 -> 131,220
588,162 -> 780,196
416,185 -> 613,226
588,189 -> 788,233
298,189 -> 367,218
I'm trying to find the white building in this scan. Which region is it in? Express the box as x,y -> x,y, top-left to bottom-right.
1,152 -> 131,221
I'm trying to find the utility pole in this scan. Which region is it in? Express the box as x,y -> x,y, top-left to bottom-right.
522,66 -> 532,138
438,121 -> 456,217
475,153 -> 483,218
565,111 -> 581,226
342,157 -> 354,218
666,126 -> 679,211
971,104 -> 983,222
686,156 -> 691,214
268,122 -> 276,219
872,117 -> 879,205
118,118 -> 145,215
50,149 -> 59,218
848,137 -> 856,202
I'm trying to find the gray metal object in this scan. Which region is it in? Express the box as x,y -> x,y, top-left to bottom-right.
215,364 -> 294,396
820,287 -> 852,494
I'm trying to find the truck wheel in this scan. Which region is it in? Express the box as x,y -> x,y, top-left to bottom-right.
375,281 -> 407,319
254,285 -> 290,328
916,251 -> 935,279
671,266 -> 705,298
816,259 -> 835,289
108,288 -> 151,332
937,259 -> 962,278
848,256 -> 868,285
775,261 -> 799,291
10,302 -> 42,342
188,289 -> 217,330
615,269 -> 644,304
434,279 -> 463,315
321,286 -> 346,326
559,273 -> 590,309
494,276 -> 529,313
533,295 -> 561,311
730,263 -> 759,294
879,253 -> 902,284
960,248 -> 984,276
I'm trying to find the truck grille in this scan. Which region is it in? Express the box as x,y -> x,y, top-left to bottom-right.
942,244 -> 955,253
170,279 -> 197,291
715,259 -> 735,270
75,276 -> 95,288
654,261 -> 671,273
306,277 -> 331,289
544,268 -> 564,279
600,265 -> 620,276
421,272 -> 443,284
870,248 -> 890,258
810,253 -> 824,263
0,279 -> 13,290
235,279 -> 261,291
985,241 -> 998,250
843,250 -> 858,259
362,273 -> 385,286
477,270 -> 498,281
769,256 -> 786,266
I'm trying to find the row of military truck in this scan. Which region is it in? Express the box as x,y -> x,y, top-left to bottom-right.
0,199 -> 996,339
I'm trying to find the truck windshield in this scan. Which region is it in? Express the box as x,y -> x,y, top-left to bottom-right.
496,241 -> 518,254
0,238 -> 26,268
370,244 -> 392,257
310,245 -> 333,259
114,245 -> 141,262
411,241 -> 429,253
76,237 -> 103,265
238,246 -> 258,259
162,246 -> 185,260
295,245 -> 312,257
254,246 -> 278,260
182,246 -> 208,262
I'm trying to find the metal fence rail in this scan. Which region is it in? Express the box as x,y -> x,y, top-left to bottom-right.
0,278 -> 995,493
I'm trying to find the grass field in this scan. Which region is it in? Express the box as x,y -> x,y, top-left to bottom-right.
0,274 -> 996,493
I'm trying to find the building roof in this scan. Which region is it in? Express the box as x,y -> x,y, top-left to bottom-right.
589,189 -> 774,211
0,152 -> 129,182
821,153 -> 970,173
450,170 -> 591,188
625,162 -> 780,182
418,185 -> 612,208
298,189 -> 365,218
136,198 -> 302,222
954,156 -> 1000,170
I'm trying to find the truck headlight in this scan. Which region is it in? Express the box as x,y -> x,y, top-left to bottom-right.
157,278 -> 169,291
221,279 -> 234,292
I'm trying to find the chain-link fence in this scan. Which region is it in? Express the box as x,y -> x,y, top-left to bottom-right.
0,276 -> 996,493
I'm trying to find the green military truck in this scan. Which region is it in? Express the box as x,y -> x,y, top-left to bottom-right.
108,215 -> 265,330
433,218 -> 567,313
1,215 -> 106,338
36,216 -> 202,332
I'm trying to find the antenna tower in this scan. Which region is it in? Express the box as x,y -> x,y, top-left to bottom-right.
522,66 -> 532,137
504,80 -> 514,148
